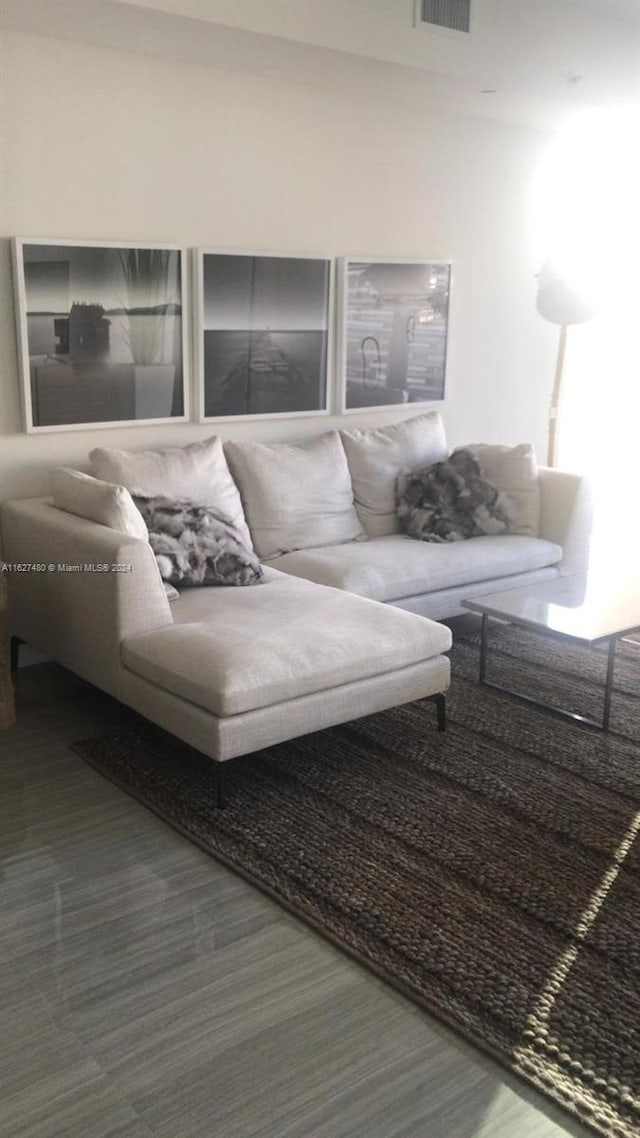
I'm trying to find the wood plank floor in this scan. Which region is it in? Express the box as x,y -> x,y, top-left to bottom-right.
0,663 -> 594,1138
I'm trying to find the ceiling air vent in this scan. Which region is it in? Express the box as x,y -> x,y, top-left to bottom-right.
420,0 -> 471,33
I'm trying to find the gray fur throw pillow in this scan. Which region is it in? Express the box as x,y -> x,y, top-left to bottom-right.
133,495 -> 263,587
396,448 -> 515,543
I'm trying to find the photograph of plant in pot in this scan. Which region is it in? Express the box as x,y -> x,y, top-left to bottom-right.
12,238 -> 186,432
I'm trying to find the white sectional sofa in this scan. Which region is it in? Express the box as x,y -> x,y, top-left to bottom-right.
1,412 -> 591,802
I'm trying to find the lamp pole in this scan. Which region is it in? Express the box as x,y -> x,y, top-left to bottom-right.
535,261 -> 595,468
547,323 -> 568,467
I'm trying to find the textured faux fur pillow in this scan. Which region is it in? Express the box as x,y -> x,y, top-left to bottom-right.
396,449 -> 515,543
134,496 -> 263,588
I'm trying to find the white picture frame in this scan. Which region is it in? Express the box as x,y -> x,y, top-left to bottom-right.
193,248 -> 333,422
12,237 -> 188,433
337,257 -> 452,414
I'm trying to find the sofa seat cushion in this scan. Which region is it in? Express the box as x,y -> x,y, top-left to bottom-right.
121,571 -> 451,717
269,534 -> 562,603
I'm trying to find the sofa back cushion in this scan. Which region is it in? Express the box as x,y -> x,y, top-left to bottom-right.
51,467 -> 148,540
225,432 -> 365,560
340,412 -> 448,537
465,443 -> 540,536
90,436 -> 252,548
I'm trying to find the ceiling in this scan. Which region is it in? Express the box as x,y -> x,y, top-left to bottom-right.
1,0 -> 639,131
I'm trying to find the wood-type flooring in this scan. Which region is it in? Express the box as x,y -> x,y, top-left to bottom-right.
0,662 -> 595,1138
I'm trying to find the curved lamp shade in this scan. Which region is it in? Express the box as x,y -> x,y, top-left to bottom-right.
535,261 -> 596,467
536,260 -> 596,326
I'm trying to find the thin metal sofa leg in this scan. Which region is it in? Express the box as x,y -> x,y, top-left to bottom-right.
432,692 -> 447,732
10,636 -> 22,673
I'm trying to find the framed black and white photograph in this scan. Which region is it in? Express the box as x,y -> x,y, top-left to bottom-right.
338,257 -> 451,413
194,249 -> 332,421
12,238 -> 187,432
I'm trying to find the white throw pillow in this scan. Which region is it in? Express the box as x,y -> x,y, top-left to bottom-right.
340,412 -> 448,537
225,432 -> 365,560
51,468 -> 148,540
465,443 -> 540,536
90,436 -> 252,548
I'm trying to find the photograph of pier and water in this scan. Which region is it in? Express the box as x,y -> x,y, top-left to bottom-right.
13,240 -> 185,431
197,251 -> 332,420
340,259 -> 451,412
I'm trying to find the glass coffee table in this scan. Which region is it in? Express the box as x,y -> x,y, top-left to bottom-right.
462,573 -> 640,731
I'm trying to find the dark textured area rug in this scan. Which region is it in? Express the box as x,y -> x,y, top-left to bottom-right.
72,623 -> 640,1138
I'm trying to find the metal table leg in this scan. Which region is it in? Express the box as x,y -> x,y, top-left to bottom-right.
476,620 -> 617,732
479,613 -> 489,682
602,638 -> 616,731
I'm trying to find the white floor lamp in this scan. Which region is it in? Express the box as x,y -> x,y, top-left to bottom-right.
535,260 -> 595,467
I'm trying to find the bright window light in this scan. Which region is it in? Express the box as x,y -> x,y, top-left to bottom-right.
532,107 -> 640,311
531,107 -> 640,565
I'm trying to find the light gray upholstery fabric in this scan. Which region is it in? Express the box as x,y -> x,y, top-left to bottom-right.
465,443 -> 540,536
51,468 -> 149,540
391,566 -> 560,620
122,571 -> 451,716
225,432 -> 365,560
0,498 -> 171,693
269,533 -> 562,602
90,436 -> 252,548
340,412 -> 448,537
169,563 -> 561,623
166,565 -> 283,624
538,466 -> 593,575
119,655 -> 450,762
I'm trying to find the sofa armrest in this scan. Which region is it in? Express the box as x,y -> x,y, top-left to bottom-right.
537,467 -> 593,576
1,497 -> 171,692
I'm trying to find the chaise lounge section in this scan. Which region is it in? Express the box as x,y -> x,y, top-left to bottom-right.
2,497 -> 450,801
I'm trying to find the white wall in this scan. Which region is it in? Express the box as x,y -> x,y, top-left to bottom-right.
0,26 -> 555,500
124,0 -> 640,116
